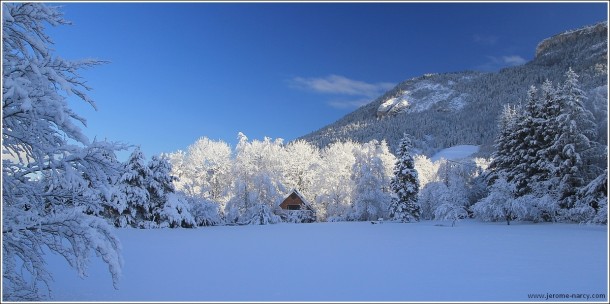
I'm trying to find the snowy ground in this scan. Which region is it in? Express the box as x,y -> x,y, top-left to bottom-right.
431,145 -> 479,161
44,220 -> 607,302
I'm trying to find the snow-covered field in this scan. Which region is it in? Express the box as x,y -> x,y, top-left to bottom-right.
431,145 -> 480,161
45,220 -> 607,302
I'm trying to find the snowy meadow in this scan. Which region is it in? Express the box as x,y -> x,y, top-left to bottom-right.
46,220 -> 607,302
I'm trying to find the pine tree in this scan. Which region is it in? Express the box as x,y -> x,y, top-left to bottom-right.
389,135 -> 421,222
532,80 -> 562,189
510,85 -> 547,196
569,169 -> 608,224
487,102 -> 521,185
552,68 -> 598,209
585,170 -> 608,224
116,147 -> 152,227
147,155 -> 195,228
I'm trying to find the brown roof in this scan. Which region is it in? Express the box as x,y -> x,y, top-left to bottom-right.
278,189 -> 314,211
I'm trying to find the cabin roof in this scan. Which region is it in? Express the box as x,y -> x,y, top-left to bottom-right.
278,189 -> 314,210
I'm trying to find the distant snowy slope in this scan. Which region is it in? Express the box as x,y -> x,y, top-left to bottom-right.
376,75 -> 473,117
431,145 -> 480,161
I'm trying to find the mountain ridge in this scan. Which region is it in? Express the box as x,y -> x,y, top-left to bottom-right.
299,21 -> 608,157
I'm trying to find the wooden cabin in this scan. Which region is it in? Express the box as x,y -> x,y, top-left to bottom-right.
276,189 -> 315,223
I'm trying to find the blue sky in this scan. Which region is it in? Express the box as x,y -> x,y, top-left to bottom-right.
46,2 -> 607,160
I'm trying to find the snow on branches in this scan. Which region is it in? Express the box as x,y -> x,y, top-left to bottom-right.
389,134 -> 421,222
2,3 -> 123,300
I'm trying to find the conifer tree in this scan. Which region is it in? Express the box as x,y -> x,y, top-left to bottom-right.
552,68 -> 598,208
114,147 -> 151,227
488,103 -> 520,183
577,169 -> 608,224
532,80 -> 561,187
389,135 -> 421,222
148,155 -> 195,228
511,84 -> 547,196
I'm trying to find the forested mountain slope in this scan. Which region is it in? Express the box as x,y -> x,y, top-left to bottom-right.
300,22 -> 608,156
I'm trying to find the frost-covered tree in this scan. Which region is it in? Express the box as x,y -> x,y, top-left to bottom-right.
313,141 -> 357,221
350,140 -> 393,221
186,196 -> 223,226
166,150 -> 187,190
419,182 -> 446,220
225,133 -> 282,225
434,201 -> 468,227
377,140 -> 398,187
423,163 -> 469,226
182,137 -> 232,203
413,154 -> 439,190
283,140 -> 321,201
468,157 -> 492,205
437,160 -> 471,209
2,3 -> 122,300
472,176 -> 528,225
389,135 -> 420,222
166,138 -> 229,223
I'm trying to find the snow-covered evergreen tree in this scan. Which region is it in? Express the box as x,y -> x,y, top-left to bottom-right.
569,169 -> 608,224
112,147 -> 151,228
160,193 -> 196,228
482,68 -> 605,224
2,3 -> 122,300
511,85 -> 545,196
389,135 -> 420,222
487,103 -> 521,184
488,83 -> 559,197
533,81 -> 562,185
147,155 -> 195,228
552,68 -> 598,209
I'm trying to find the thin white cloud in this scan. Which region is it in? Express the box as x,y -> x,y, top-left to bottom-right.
327,98 -> 371,109
502,55 -> 527,66
475,54 -> 527,71
290,74 -> 395,98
